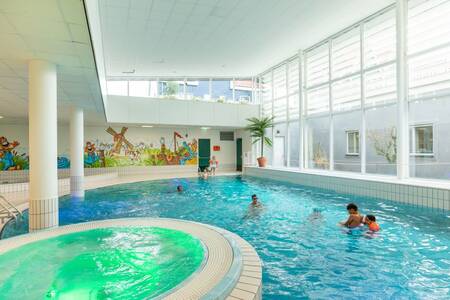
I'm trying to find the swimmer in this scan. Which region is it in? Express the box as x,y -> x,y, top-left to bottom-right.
339,203 -> 363,228
365,214 -> 380,232
308,208 -> 323,222
251,194 -> 262,208
176,185 -> 183,192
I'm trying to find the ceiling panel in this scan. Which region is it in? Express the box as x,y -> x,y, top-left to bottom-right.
98,0 -> 394,78
0,0 -> 104,123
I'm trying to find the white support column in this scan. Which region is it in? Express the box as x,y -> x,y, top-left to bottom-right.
396,0 -> 409,179
328,40 -> 334,171
270,69 -> 275,166
28,60 -> 58,232
301,51 -> 308,169
70,107 -> 84,198
285,62 -> 290,168
360,24 -> 367,174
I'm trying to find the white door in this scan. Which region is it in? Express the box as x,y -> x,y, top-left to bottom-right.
273,136 -> 285,167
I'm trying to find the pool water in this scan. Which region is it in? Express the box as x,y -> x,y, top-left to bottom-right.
2,176 -> 450,299
0,227 -> 204,300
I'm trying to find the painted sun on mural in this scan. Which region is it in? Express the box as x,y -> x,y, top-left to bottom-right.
83,127 -> 198,168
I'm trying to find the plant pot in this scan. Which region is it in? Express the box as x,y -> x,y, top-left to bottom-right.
257,157 -> 267,168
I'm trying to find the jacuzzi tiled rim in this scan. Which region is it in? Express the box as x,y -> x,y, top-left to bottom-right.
0,218 -> 262,300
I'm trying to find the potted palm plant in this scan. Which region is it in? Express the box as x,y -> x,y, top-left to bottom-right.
245,116 -> 274,167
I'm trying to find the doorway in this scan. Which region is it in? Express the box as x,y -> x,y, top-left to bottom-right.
198,139 -> 211,171
236,138 -> 242,171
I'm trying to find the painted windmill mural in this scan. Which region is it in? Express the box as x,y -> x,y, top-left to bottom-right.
106,127 -> 134,155
83,126 -> 198,168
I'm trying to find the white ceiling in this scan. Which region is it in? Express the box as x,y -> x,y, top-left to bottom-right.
0,0 -> 105,124
99,0 -> 394,78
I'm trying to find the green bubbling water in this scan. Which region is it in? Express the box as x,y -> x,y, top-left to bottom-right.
0,227 -> 204,299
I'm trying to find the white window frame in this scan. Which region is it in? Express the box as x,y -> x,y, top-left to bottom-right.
346,130 -> 360,156
409,123 -> 434,157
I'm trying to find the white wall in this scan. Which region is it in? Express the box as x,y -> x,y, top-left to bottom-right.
106,95 -> 260,127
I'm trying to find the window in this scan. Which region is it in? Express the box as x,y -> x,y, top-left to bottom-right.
346,131 -> 360,155
410,124 -> 433,155
106,81 -> 128,96
332,28 -> 360,79
129,81 -> 149,97
220,131 -> 234,141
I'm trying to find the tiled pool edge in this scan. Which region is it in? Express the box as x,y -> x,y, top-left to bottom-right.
244,167 -> 450,211
0,218 -> 262,300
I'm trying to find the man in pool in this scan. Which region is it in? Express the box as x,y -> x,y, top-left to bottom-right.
176,185 -> 183,192
251,194 -> 262,208
339,203 -> 363,228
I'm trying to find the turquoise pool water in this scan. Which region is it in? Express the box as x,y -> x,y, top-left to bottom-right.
0,227 -> 204,300
2,176 -> 450,299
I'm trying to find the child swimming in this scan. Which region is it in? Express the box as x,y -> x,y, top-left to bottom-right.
339,203 -> 363,228
365,214 -> 380,232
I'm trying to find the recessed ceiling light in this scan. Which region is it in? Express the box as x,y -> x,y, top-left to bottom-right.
141,125 -> 153,128
0,116 -> 3,119
201,127 -> 210,130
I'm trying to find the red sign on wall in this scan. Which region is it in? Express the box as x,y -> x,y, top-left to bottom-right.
213,145 -> 220,151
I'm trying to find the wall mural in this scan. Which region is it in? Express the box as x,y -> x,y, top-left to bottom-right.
83,127 -> 198,168
0,127 -> 198,171
0,136 -> 28,171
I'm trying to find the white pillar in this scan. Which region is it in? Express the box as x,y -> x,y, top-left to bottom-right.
298,50 -> 305,171
360,24 -> 367,174
328,40 -> 334,171
70,107 -> 84,198
396,0 -> 409,179
28,60 -> 58,231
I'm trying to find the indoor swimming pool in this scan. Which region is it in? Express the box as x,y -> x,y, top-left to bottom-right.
2,176 -> 449,299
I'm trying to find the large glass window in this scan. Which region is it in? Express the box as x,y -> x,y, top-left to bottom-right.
261,72 -> 273,117
288,58 -> 300,120
232,79 -> 253,103
364,64 -> 396,107
306,44 -> 329,87
289,121 -> 300,167
129,81 -> 149,97
185,79 -> 210,101
332,28 -> 360,79
332,75 -> 361,111
306,85 -> 329,115
408,0 -> 450,180
364,9 -> 396,68
334,111 -> 362,172
307,116 -> 330,169
106,81 -> 128,96
366,104 -> 397,175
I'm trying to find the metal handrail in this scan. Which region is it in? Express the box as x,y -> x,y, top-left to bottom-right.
0,195 -> 22,219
